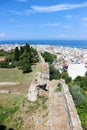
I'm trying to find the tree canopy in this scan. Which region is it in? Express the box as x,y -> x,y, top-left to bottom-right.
0,44 -> 39,73
41,51 -> 57,64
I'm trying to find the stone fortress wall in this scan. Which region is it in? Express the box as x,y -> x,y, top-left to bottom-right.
61,80 -> 83,130
28,52 -> 83,129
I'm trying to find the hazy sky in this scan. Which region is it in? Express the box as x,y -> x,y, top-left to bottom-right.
0,0 -> 87,40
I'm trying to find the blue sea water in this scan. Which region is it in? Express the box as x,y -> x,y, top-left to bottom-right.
0,39 -> 87,49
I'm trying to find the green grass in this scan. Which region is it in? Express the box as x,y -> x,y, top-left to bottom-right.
54,83 -> 62,92
0,63 -> 48,130
54,86 -> 61,92
0,105 -> 19,123
42,104 -> 48,110
26,102 -> 40,114
38,95 -> 48,104
0,92 -> 48,130
0,64 -> 41,83
0,94 -> 25,129
0,94 -> 25,107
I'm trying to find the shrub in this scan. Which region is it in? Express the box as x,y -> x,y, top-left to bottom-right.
42,104 -> 48,110
74,76 -> 87,91
68,84 -> 85,107
21,63 -> 32,73
61,72 -> 72,84
49,65 -> 61,80
42,51 -> 57,64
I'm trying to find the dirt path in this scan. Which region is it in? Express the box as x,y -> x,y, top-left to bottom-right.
47,80 -> 67,130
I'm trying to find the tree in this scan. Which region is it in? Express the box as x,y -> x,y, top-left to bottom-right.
25,44 -> 31,53
20,46 -> 24,55
74,76 -> 87,91
14,47 -> 20,61
68,84 -> 87,129
49,65 -> 60,80
21,63 -> 32,73
6,50 -> 15,62
0,44 -> 39,73
42,52 -> 57,64
30,47 -> 39,63
85,71 -> 87,76
0,49 -> 6,56
68,85 -> 85,107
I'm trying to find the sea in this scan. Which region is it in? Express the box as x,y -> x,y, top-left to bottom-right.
0,39 -> 87,49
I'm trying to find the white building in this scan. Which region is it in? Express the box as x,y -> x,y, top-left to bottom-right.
68,64 -> 87,79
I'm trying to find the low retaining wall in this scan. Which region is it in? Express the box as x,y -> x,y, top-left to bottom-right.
0,82 -> 19,86
0,90 -> 23,95
0,90 -> 9,94
61,80 -> 83,130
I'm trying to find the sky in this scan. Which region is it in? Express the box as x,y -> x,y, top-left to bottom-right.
0,0 -> 87,40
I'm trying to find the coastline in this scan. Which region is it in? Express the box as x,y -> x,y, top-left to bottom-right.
0,43 -> 87,64
0,39 -> 87,49
0,43 -> 87,80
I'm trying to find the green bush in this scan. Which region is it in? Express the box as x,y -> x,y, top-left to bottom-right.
0,49 -> 6,56
21,63 -> 32,73
0,44 -> 39,73
68,84 -> 87,129
49,65 -> 61,80
68,84 -> 85,107
42,104 -> 48,110
42,51 -> 57,64
61,72 -> 72,84
75,76 -> 87,91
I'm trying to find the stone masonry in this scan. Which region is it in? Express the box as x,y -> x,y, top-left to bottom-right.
27,53 -> 49,102
61,80 -> 83,130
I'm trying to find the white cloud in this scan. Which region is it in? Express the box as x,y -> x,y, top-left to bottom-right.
31,2 -> 87,13
16,0 -> 27,2
9,2 -> 87,16
0,33 -> 5,38
65,15 -> 72,18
